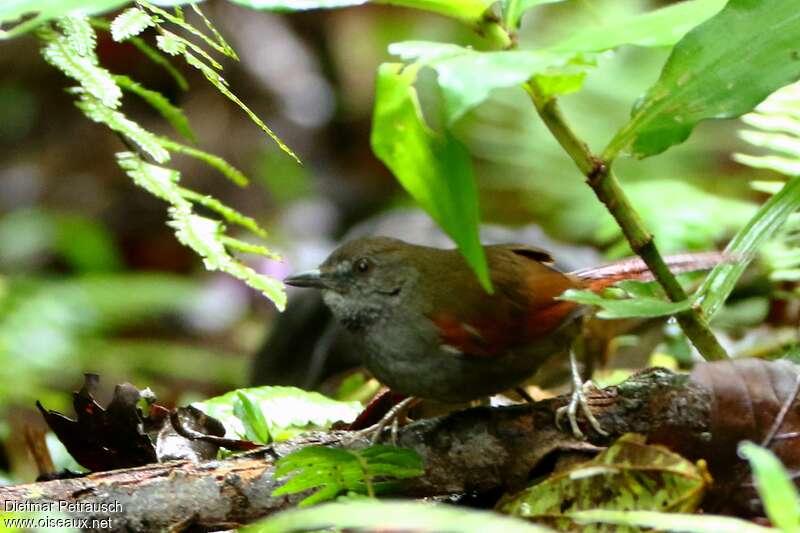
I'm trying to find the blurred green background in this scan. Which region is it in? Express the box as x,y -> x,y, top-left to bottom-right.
0,0 -> 775,480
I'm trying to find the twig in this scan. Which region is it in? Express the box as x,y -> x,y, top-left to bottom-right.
761,371 -> 800,449
523,82 -> 728,362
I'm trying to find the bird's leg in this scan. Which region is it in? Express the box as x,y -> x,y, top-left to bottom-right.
555,349 -> 609,439
350,396 -> 420,445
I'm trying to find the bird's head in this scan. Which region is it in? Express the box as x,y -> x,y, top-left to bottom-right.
284,237 -> 422,329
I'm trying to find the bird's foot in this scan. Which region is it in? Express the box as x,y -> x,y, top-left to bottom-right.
555,380 -> 608,439
349,396 -> 420,445
555,349 -> 609,439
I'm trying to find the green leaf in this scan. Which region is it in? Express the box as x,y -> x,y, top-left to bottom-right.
272,445 -> 424,506
110,6 -> 154,42
739,442 -> 800,532
193,385 -> 362,441
559,286 -> 692,319
501,0 -> 562,31
244,500 -> 554,533
113,75 -> 196,142
550,0 -> 726,53
571,510 -> 773,533
605,0 -> 800,160
235,390 -> 271,444
389,41 -> 589,125
371,62 -> 490,291
500,434 -> 710,530
695,175 -> 800,318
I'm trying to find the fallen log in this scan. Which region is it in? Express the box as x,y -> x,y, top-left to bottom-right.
2,360 -> 797,532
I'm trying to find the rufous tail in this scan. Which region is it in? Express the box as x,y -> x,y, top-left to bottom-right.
571,252 -> 729,292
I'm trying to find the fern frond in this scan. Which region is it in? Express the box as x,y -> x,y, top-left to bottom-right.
89,18 -> 189,91
141,3 -> 298,162
219,235 -> 278,258
183,50 -> 301,163
272,445 -> 424,506
77,94 -> 170,162
110,7 -> 155,42
40,22 -> 121,109
138,0 -> 238,60
734,81 -> 800,284
114,75 -> 196,142
131,35 -> 189,89
177,188 -> 265,237
736,83 -> 800,175
159,28 -> 222,69
169,209 -> 286,309
57,16 -> 96,58
157,136 -> 247,186
117,152 -> 187,206
190,3 -> 238,60
118,154 -> 285,308
155,33 -> 184,56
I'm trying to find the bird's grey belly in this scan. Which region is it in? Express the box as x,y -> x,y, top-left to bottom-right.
359,324 -> 572,403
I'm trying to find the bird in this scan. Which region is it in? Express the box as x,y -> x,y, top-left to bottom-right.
284,236 -> 724,438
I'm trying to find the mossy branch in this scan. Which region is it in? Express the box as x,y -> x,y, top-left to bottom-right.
524,82 -> 729,362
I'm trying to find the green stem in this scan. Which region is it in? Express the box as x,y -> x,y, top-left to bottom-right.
479,19 -> 514,49
525,83 -> 729,362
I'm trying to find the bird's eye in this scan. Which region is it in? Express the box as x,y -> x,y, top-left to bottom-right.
353,258 -> 373,274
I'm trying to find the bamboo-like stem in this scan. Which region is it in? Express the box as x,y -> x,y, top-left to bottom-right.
525,83 -> 729,361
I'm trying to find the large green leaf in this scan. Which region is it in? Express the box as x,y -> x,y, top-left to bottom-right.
550,0 -> 726,53
605,0 -> 800,160
371,62 -> 490,290
193,385 -> 361,442
389,41 -> 588,125
695,175 -> 800,318
244,501 -> 554,533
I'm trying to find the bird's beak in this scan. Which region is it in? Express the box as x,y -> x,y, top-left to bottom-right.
284,269 -> 328,289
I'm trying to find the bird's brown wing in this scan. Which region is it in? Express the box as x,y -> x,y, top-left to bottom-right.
427,245 -> 579,358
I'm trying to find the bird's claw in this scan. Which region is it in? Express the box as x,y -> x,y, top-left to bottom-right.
556,380 -> 609,439
348,396 -> 418,445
